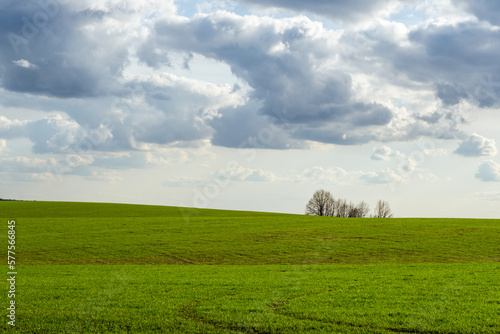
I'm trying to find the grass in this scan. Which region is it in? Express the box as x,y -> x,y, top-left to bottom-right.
1,201 -> 499,333
3,202 -> 499,265
4,264 -> 500,333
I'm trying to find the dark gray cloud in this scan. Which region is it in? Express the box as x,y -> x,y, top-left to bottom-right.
476,160 -> 500,182
1,1 -> 499,154
0,77 -> 231,154
454,0 -> 500,26
436,83 -> 468,106
415,111 -> 442,124
0,0 -> 129,98
209,104 -> 304,149
136,38 -> 170,68
145,12 -> 395,147
342,20 -> 500,109
408,22 -> 500,107
454,134 -> 497,157
236,0 -> 409,23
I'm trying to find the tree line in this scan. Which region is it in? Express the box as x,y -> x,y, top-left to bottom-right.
305,189 -> 393,218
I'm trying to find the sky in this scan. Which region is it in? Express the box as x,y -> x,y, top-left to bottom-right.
1,0 -> 500,218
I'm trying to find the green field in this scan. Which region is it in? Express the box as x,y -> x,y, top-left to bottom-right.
1,201 -> 499,333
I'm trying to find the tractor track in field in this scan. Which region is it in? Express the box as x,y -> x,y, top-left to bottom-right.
177,290 -> 276,334
177,287 -> 438,334
269,289 -> 452,334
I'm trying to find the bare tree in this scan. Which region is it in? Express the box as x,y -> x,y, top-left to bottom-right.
305,190 -> 335,216
356,201 -> 370,218
305,191 -> 391,219
336,198 -> 348,218
374,200 -> 393,218
326,198 -> 337,217
347,201 -> 358,218
345,201 -> 370,218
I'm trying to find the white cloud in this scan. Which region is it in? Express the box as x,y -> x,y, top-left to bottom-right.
85,170 -> 122,184
145,150 -> 190,166
168,163 -> 440,188
0,156 -> 58,173
476,160 -> 500,182
454,133 -> 497,157
0,116 -> 27,135
0,139 -> 7,155
360,168 -> 406,184
293,167 -> 349,184
0,114 -> 88,154
12,59 -> 37,69
371,145 -> 400,161
215,166 -> 281,182
173,166 -> 352,186
65,154 -> 95,168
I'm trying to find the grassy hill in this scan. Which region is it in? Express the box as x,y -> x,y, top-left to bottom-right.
1,201 -> 499,333
3,201 -> 499,265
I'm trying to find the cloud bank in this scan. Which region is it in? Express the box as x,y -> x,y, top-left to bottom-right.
476,160 -> 500,182
0,0 -> 499,180
454,134 -> 497,157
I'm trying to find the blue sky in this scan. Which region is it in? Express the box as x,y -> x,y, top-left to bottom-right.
1,0 -> 500,217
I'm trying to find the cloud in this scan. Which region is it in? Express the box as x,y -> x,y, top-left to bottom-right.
28,172 -> 57,182
0,114 -> 89,154
293,166 -> 349,184
162,163 -> 438,191
0,139 -> 7,155
454,134 -> 497,157
340,18 -> 500,110
92,150 -> 192,170
360,168 -> 405,184
187,166 -> 353,185
0,0 -> 176,98
215,166 -> 280,182
84,170 -> 122,184
476,160 -> 500,182
145,12 -> 398,147
0,115 -> 27,138
27,115 -> 88,154
8,172 -> 57,183
12,59 -> 37,69
124,73 -> 244,147
0,70 -> 243,152
0,1 -> 120,97
371,145 -> 400,161
0,156 -> 58,174
209,103 -> 306,149
455,0 -> 500,25
435,83 -> 468,106
0,0 -> 498,155
237,0 -> 406,23
0,153 -> 97,181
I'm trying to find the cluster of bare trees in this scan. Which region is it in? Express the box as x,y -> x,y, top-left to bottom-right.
305,189 -> 393,218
